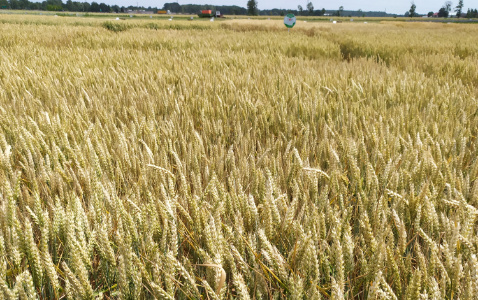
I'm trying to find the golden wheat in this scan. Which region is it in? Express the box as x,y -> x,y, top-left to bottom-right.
0,13 -> 476,299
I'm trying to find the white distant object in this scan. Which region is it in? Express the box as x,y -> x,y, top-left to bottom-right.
76,13 -> 79,16
350,19 -> 353,21
54,15 -> 58,17
216,11 -> 221,17
364,22 -> 367,23
332,20 -> 337,23
268,18 -> 271,20
130,14 -> 133,17
330,18 -> 333,21
150,15 -> 152,18
116,17 -> 120,20
304,21 -> 307,22
190,16 -> 194,20
167,10 -> 171,14
210,17 -> 214,22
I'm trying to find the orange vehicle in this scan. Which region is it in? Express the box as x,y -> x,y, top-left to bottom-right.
198,10 -> 223,18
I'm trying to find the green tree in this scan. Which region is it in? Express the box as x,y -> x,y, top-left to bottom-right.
466,8 -> 477,18
163,2 -> 181,13
438,6 -> 449,17
90,1 -> 99,12
445,1 -> 452,13
99,2 -> 109,12
65,0 -> 74,10
306,1 -> 313,14
428,11 -> 434,17
455,0 -> 463,17
247,0 -> 257,15
9,0 -> 19,9
18,0 -> 28,9
297,4 -> 302,15
409,2 -> 417,17
82,2 -> 91,11
336,5 -> 343,16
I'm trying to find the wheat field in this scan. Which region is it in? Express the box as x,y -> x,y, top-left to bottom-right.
0,14 -> 477,299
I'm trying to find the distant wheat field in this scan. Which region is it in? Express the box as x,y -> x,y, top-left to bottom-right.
0,13 -> 477,299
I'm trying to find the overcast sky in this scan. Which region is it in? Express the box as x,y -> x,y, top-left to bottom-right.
124,1 -> 477,14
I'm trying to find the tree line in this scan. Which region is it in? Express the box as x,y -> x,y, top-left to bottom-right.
0,0 -> 158,12
408,0 -> 477,18
163,3 -> 247,15
246,1 -> 396,17
165,2 -> 397,17
0,0 -> 476,17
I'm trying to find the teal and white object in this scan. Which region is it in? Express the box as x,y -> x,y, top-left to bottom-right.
284,13 -> 296,29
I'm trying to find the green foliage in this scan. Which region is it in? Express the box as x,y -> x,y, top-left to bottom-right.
247,0 -> 257,16
46,4 -> 61,11
409,2 -> 417,17
102,20 -> 128,32
455,0 -> 464,17
438,7 -> 449,17
306,1 -> 314,14
163,2 -> 181,13
145,22 -> 158,30
466,8 -> 478,18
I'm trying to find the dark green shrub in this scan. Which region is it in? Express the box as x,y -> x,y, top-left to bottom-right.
102,21 -> 128,32
145,22 -> 159,30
